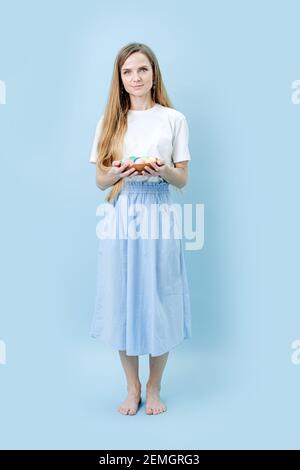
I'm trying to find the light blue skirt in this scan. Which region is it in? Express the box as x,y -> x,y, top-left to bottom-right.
90,179 -> 192,356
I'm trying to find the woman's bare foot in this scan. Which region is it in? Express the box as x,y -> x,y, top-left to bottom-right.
145,383 -> 167,415
117,385 -> 142,415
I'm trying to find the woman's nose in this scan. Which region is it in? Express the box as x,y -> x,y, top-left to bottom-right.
132,73 -> 141,81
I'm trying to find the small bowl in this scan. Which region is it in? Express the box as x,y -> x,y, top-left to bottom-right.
131,162 -> 155,171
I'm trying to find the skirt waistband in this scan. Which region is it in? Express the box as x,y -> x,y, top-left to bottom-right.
122,180 -> 170,194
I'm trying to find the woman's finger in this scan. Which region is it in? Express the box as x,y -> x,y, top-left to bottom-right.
151,162 -> 161,171
120,167 -> 137,178
118,162 -> 132,173
144,165 -> 157,175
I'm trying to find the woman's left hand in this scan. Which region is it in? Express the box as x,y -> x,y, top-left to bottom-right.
141,158 -> 169,178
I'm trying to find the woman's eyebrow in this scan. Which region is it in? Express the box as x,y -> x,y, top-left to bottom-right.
121,65 -> 149,71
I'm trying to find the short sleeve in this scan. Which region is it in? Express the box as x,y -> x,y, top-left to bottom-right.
171,116 -> 191,163
89,115 -> 104,163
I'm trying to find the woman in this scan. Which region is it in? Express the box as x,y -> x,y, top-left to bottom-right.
89,42 -> 192,416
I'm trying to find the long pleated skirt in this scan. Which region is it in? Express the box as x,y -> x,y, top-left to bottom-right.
90,179 -> 192,356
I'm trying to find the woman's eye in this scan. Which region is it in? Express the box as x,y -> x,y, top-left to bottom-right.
123,68 -> 148,75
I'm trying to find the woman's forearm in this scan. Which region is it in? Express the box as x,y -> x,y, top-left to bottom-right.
96,167 -> 119,190
161,166 -> 187,189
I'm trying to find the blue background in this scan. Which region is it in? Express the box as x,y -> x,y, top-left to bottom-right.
0,0 -> 300,450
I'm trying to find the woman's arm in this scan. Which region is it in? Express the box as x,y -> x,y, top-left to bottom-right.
161,161 -> 189,189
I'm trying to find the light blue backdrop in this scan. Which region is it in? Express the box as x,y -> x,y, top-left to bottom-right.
0,0 -> 299,450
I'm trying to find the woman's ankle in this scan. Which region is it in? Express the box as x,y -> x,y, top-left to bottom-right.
146,381 -> 161,392
127,381 -> 142,394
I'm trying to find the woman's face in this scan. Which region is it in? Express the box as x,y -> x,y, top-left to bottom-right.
120,52 -> 154,99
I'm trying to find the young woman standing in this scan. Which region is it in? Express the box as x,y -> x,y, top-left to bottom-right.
89,42 -> 192,416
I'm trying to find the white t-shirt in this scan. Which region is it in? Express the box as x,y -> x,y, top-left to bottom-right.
88,103 -> 191,182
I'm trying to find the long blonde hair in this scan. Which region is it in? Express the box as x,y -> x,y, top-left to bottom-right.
96,42 -> 176,203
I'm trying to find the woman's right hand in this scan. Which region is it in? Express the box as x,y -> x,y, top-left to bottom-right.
108,161 -> 139,181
